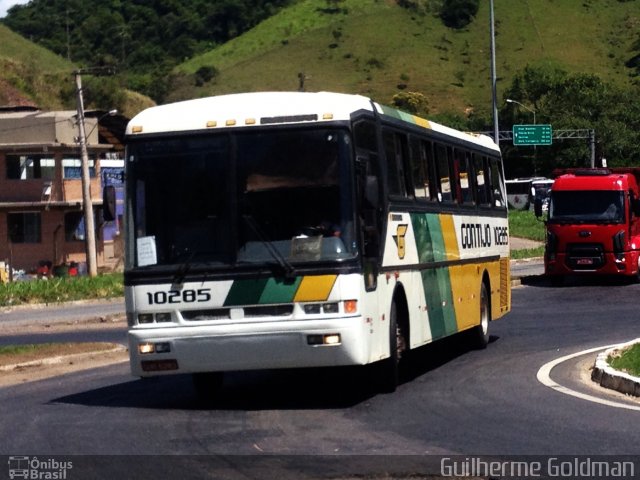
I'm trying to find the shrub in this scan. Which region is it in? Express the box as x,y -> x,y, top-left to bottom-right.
440,0 -> 480,29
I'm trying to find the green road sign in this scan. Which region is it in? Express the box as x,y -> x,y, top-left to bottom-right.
512,124 -> 552,145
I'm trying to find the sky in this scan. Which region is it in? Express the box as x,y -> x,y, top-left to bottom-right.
0,0 -> 29,18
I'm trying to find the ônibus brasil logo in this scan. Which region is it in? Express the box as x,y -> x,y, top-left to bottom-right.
8,456 -> 73,479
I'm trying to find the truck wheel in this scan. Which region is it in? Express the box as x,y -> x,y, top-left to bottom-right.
469,282 -> 490,349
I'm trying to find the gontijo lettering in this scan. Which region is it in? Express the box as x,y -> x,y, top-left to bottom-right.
460,223 -> 492,249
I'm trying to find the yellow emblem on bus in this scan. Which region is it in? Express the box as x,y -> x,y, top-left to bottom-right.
393,224 -> 409,259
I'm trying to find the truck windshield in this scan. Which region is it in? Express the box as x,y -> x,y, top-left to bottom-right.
126,127 -> 357,270
549,190 -> 625,224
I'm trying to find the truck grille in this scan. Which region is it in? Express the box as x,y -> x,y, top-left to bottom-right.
566,243 -> 605,270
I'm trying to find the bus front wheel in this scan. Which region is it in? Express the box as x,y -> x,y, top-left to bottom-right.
376,300 -> 406,393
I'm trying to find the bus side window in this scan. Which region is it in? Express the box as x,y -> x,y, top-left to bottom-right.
423,140 -> 437,200
456,149 -> 474,205
383,130 -> 409,198
409,136 -> 429,200
474,155 -> 490,206
489,158 -> 506,207
435,143 -> 456,203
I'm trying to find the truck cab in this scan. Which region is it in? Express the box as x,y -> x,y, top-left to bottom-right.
536,168 -> 640,284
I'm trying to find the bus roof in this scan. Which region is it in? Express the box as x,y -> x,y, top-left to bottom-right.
126,91 -> 499,152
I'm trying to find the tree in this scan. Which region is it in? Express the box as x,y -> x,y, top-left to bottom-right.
440,0 -> 479,29
500,65 -> 640,178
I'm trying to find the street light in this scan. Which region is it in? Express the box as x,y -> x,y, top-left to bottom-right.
506,98 -> 538,175
506,98 -> 536,125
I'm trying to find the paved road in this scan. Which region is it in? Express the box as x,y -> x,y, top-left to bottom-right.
0,298 -> 124,326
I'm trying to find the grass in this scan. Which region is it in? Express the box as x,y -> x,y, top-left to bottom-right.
169,0 -> 640,115
508,209 -> 546,242
508,208 -> 545,259
608,343 -> 640,377
0,273 -> 124,307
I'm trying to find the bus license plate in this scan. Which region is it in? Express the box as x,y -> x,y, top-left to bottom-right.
577,259 -> 593,265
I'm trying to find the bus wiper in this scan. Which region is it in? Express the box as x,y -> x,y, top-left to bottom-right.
172,249 -> 196,285
242,215 -> 296,278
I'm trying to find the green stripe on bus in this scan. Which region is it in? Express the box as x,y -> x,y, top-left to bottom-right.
224,277 -> 303,306
421,267 -> 457,340
224,278 -> 270,306
412,213 -> 435,263
412,213 -> 458,339
259,277 -> 302,304
411,213 -> 447,262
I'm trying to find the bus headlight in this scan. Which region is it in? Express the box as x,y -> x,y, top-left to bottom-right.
138,343 -> 155,354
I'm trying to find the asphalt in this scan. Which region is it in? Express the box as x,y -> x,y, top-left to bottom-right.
508,238 -> 640,400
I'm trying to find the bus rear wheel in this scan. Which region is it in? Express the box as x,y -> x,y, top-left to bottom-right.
469,282 -> 490,349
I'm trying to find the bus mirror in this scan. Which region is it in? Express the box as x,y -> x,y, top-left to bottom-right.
365,175 -> 379,209
534,197 -> 543,218
633,199 -> 640,217
103,185 -> 117,222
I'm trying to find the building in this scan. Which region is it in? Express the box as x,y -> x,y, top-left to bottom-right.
0,106 -> 127,275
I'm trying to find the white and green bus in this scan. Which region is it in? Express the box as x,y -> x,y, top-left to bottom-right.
123,91 -> 511,394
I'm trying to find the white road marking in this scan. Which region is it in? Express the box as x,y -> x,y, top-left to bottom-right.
536,344 -> 640,412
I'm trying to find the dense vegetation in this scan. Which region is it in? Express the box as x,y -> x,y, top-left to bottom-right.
2,0 -> 293,100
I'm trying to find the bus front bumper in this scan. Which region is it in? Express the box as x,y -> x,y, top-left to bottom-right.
128,317 -> 371,377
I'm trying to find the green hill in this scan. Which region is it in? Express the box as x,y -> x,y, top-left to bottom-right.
0,23 -> 74,108
170,0 -> 640,117
0,23 -> 154,117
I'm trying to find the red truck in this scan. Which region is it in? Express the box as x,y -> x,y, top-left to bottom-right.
534,168 -> 640,284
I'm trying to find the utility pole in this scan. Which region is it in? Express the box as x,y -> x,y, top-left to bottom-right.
74,70 -> 98,277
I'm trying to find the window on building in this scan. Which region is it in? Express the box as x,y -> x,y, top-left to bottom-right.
62,157 -> 96,179
8,213 -> 41,243
6,155 -> 55,180
64,211 -> 85,241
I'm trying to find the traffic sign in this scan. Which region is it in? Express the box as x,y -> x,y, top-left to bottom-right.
512,124 -> 552,145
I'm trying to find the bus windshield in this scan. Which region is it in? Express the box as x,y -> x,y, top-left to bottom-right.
549,190 -> 625,224
126,127 -> 357,270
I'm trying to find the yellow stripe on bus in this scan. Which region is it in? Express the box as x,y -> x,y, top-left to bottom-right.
412,116 -> 431,129
439,214 -> 460,261
293,275 -> 338,302
449,264 -> 481,331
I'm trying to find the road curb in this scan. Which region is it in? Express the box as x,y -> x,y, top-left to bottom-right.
0,344 -> 127,372
591,338 -> 640,397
